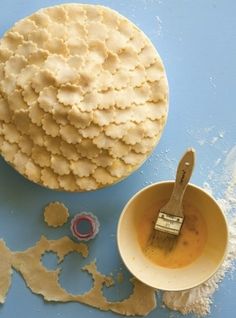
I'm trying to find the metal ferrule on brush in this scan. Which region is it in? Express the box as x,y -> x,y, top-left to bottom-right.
154,212 -> 184,236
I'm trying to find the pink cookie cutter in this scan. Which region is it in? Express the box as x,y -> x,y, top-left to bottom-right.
70,212 -> 100,241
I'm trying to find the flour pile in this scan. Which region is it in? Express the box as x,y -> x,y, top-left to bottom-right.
163,145 -> 236,316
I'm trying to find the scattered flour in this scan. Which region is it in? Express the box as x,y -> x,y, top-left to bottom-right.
187,126 -> 225,146
209,76 -> 217,89
163,145 -> 236,316
202,182 -> 213,196
156,16 -> 162,37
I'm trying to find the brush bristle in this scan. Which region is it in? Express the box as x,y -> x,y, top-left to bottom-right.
149,229 -> 178,253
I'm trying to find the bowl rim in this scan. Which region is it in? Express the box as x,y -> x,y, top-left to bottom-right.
117,180 -> 229,291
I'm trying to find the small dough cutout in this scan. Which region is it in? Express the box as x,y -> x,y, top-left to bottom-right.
60,141 -> 79,161
108,159 -> 130,178
42,113 -> 60,138
79,124 -> 100,139
57,85 -> 83,106
1,140 -> 18,162
71,158 -> 96,177
25,159 -> 41,182
29,124 -> 45,146
51,154 -> 70,176
13,19 -> 38,38
0,99 -> 11,123
27,29 -> 50,48
29,102 -> 45,126
13,110 -> 31,134
22,85 -> 38,105
44,135 -> 61,155
27,49 -> 49,66
0,48 -> 12,63
13,151 -> 28,174
60,125 -> 81,144
132,136 -> 158,154
47,22 -> 68,40
4,55 -> 27,75
41,167 -> 59,189
1,74 -> 17,95
68,106 -> 92,129
0,32 -> 24,51
58,174 -> 78,192
32,69 -> 56,93
29,12 -> 51,27
53,102 -> 69,125
17,65 -> 39,88
108,140 -> 130,158
7,89 -> 28,112
2,123 -> 21,144
91,150 -> 113,168
76,139 -> 101,159
32,145 -> 51,168
44,201 -> 69,227
93,167 -> 115,185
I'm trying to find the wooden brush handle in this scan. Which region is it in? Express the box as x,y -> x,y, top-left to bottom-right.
169,148 -> 196,212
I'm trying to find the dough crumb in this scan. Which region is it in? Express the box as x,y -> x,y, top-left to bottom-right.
117,272 -> 124,284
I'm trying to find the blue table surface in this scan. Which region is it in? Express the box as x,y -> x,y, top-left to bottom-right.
0,0 -> 236,317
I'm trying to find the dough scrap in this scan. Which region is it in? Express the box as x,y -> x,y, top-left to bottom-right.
0,3 -> 168,191
0,240 -> 12,304
0,236 -> 156,315
44,202 -> 69,227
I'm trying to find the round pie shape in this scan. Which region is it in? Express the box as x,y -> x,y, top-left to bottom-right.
0,3 -> 168,191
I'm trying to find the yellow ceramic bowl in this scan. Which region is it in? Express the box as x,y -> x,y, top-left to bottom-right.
117,181 -> 228,291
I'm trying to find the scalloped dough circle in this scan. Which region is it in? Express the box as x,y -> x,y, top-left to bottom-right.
44,201 -> 69,227
0,3 -> 168,191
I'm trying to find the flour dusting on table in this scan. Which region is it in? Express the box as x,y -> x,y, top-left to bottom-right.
163,145 -> 236,316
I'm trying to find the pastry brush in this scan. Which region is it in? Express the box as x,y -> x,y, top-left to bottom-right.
149,148 -> 196,252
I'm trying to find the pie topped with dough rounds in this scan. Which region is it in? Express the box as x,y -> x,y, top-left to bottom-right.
0,3 -> 168,191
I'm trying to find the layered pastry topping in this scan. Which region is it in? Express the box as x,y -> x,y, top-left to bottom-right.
0,4 -> 168,191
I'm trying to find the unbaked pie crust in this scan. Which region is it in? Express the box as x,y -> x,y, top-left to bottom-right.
0,3 -> 168,191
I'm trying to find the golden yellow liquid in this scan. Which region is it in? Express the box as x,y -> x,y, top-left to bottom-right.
135,201 -> 208,268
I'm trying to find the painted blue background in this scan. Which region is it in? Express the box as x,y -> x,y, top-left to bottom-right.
0,0 -> 235,317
